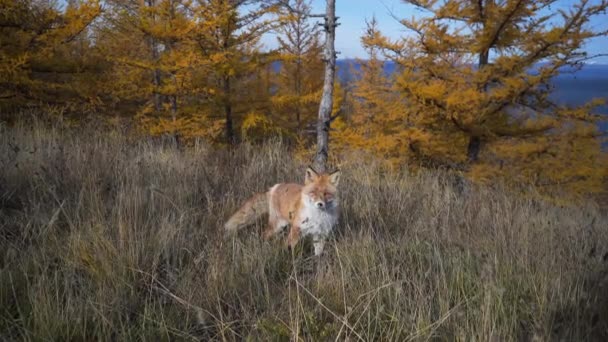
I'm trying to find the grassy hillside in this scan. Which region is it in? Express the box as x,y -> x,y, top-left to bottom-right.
1,122 -> 608,341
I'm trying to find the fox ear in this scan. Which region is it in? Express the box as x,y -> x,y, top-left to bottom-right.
329,170 -> 341,186
305,166 -> 318,184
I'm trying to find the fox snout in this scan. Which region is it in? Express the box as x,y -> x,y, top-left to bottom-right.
315,201 -> 325,209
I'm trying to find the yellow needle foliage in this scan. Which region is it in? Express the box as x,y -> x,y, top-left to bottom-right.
270,0 -> 324,137
99,0 -> 213,140
334,18 -> 411,166
188,0 -> 278,143
357,0 -> 608,198
0,0 -> 101,114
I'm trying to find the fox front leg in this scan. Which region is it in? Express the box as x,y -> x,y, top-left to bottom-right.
286,225 -> 301,250
312,236 -> 326,256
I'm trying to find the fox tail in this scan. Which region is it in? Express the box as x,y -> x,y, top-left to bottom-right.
224,192 -> 269,233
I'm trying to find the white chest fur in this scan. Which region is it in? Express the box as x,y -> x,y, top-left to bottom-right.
298,200 -> 338,238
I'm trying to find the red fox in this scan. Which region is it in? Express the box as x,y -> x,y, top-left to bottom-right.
224,167 -> 341,256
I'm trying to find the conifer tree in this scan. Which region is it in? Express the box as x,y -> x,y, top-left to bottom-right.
0,0 -> 101,113
367,0 -> 608,194
191,0 -> 276,143
335,18 -> 408,165
272,0 -> 324,136
99,0 -> 194,136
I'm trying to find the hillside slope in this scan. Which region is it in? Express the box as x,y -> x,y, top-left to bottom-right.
1,122 -> 608,340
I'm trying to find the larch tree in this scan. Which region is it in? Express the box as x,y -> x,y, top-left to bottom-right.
239,61 -> 280,141
99,0 -> 195,138
0,0 -> 101,114
272,0 -> 324,136
191,0 -> 277,144
334,18 -> 408,165
368,0 -> 608,195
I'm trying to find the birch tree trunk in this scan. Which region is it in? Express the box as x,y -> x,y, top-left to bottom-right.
312,0 -> 336,173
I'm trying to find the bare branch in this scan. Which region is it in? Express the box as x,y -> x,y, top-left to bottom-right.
268,0 -> 325,18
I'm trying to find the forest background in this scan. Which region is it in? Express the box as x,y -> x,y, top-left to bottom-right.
1,0 -> 608,199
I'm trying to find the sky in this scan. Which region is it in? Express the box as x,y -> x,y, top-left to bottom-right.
260,0 -> 608,63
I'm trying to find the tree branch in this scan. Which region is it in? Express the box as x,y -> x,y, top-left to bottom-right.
267,0 -> 325,18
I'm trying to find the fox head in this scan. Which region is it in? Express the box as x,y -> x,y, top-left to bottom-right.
303,166 -> 341,210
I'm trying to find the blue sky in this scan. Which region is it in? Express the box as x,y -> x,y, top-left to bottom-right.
261,0 -> 608,63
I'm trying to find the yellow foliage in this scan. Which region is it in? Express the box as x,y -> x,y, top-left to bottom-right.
2,0 -> 606,201
271,0 -> 324,137
345,1 -> 608,198
0,0 -> 102,113
241,110 -> 288,141
135,103 -> 224,142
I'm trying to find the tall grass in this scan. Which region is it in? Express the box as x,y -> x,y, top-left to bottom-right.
1,121 -> 607,341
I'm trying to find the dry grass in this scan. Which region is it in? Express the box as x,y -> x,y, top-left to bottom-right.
1,121 -> 608,341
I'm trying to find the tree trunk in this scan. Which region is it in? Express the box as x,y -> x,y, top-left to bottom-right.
312,0 -> 336,173
147,37 -> 162,111
146,0 -> 162,112
467,136 -> 481,163
467,49 -> 489,163
168,1 -> 178,145
223,76 -> 235,144
479,50 -> 489,69
170,89 -> 178,143
295,57 -> 302,134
